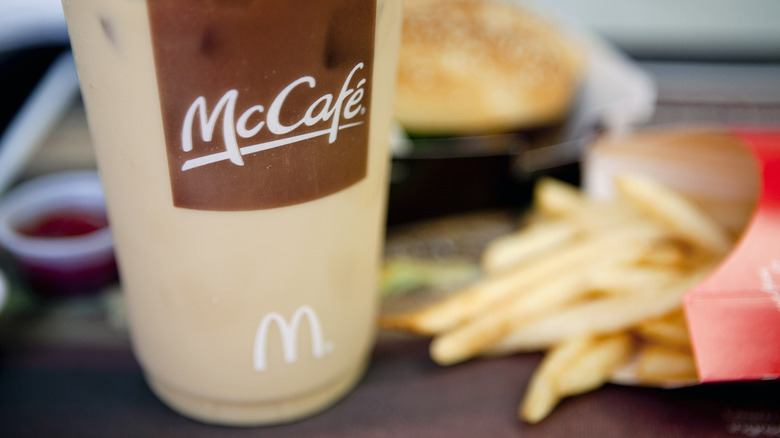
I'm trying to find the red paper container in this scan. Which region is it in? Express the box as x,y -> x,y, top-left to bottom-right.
684,130 -> 780,382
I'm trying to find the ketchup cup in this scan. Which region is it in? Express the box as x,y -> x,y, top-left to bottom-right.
0,171 -> 117,296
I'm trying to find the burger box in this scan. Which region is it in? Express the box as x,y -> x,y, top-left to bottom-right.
584,127 -> 780,383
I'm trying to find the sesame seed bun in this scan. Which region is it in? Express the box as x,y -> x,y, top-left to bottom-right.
395,0 -> 583,136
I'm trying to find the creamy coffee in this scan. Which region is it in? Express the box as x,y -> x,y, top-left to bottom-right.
61,0 -> 401,425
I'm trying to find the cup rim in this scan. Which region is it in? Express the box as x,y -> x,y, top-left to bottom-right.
0,171 -> 113,262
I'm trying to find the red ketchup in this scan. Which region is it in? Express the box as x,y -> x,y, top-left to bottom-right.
14,208 -> 117,297
18,209 -> 109,238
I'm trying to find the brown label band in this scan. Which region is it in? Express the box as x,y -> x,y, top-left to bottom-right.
147,0 -> 376,211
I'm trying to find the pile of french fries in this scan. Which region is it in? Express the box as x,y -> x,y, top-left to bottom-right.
380,175 -> 738,423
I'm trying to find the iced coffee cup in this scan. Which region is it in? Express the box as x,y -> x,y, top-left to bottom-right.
61,0 -> 402,426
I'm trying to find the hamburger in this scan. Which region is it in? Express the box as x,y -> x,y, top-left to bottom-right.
395,0 -> 583,136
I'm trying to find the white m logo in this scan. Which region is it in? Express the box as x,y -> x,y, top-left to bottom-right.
253,305 -> 330,372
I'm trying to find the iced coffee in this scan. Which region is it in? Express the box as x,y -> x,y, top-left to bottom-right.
61,0 -> 402,425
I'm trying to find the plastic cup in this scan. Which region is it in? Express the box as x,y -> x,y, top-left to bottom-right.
61,0 -> 402,425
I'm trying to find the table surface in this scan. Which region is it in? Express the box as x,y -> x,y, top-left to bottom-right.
3,335 -> 780,438
3,58 -> 780,437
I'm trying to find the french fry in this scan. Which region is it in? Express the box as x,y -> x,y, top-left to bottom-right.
637,237 -> 696,268
534,177 -> 588,217
431,239 -> 655,365
635,310 -> 691,348
484,264 -> 712,355
481,200 -> 641,275
535,177 -> 638,227
520,336 -> 593,424
635,344 -> 698,385
586,264 -> 685,297
431,270 -> 590,366
481,177 -> 646,276
615,174 -> 734,255
520,333 -> 633,424
555,333 -> 634,398
481,220 -> 575,275
380,220 -> 666,335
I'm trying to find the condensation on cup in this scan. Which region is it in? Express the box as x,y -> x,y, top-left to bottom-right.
61,0 -> 402,426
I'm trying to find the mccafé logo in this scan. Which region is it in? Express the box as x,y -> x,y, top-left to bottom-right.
150,0 -> 376,211
180,63 -> 368,172
253,305 -> 333,372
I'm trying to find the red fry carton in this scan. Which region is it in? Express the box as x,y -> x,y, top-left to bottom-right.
684,130 -> 780,382
584,127 -> 780,383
